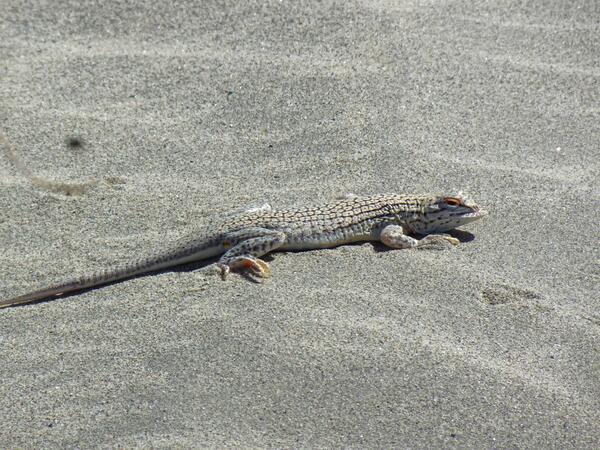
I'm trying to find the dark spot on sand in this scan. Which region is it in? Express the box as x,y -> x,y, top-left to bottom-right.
481,283 -> 541,306
105,176 -> 127,188
66,136 -> 84,149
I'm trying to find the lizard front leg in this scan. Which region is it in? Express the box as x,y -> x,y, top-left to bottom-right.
217,228 -> 286,279
378,224 -> 459,249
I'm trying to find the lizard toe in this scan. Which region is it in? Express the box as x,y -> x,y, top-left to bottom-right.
443,236 -> 460,245
252,258 -> 271,278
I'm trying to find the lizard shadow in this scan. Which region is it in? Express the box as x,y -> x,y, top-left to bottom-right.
10,231 -> 476,307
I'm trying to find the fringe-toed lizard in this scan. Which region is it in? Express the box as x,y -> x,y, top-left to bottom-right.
0,193 -> 486,308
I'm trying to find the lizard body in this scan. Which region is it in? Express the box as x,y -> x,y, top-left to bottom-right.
0,193 -> 486,308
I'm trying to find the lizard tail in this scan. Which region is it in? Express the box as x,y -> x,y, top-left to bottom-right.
0,263 -> 148,309
0,285 -> 77,308
0,235 -> 224,309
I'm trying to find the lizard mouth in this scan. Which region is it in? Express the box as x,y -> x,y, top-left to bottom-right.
460,208 -> 487,220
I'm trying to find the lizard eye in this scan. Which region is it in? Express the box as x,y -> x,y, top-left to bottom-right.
443,197 -> 462,207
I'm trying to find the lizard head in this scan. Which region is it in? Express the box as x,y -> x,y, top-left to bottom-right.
417,192 -> 487,233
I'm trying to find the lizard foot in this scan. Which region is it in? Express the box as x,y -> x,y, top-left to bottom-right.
419,234 -> 460,247
218,257 -> 271,280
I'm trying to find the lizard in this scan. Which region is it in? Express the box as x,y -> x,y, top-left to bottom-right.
0,192 -> 486,308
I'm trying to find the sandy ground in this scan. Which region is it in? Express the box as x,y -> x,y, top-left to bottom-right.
1,0 -> 599,447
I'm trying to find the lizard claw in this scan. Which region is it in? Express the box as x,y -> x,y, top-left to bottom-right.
218,264 -> 230,280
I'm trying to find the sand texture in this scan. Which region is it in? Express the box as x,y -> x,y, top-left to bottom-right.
1,0 -> 599,447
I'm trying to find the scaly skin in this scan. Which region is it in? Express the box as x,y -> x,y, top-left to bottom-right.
0,193 -> 486,308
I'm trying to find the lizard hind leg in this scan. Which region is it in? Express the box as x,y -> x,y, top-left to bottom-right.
217,229 -> 286,280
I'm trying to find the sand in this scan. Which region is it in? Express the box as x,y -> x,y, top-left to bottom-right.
1,0 -> 599,447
